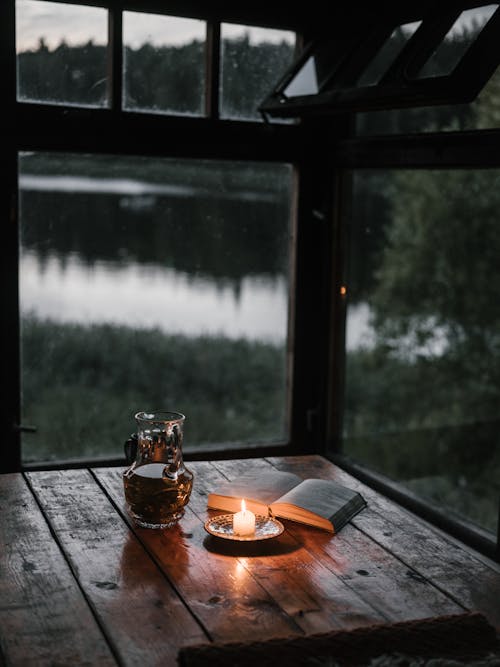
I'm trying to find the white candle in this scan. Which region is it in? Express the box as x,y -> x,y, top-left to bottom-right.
233,499 -> 256,536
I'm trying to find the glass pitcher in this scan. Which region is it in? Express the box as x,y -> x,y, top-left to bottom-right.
123,411 -> 194,528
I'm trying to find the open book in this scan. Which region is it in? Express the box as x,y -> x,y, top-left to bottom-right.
207,469 -> 367,533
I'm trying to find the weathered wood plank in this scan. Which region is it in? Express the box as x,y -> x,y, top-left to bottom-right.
189,461 -> 387,633
0,473 -> 116,667
27,469 -> 207,667
6,456 -> 499,667
267,455 -> 500,630
212,458 -> 463,624
94,466 -> 302,643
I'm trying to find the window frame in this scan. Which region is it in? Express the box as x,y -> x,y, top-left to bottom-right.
2,0 -> 338,473
259,1 -> 500,118
326,111 -> 500,566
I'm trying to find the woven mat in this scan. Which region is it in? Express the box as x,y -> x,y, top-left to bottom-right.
177,612 -> 500,667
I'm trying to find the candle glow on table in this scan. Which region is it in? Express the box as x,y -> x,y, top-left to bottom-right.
232,499 -> 256,536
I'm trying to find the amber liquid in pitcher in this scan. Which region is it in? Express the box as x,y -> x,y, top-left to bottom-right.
124,462 -> 193,528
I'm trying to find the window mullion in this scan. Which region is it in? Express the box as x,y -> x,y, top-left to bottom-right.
1,148 -> 21,473
2,1 -> 21,472
205,19 -> 221,119
108,7 -> 123,113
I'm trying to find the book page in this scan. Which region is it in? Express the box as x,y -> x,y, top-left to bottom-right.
207,470 -> 301,512
271,478 -> 361,522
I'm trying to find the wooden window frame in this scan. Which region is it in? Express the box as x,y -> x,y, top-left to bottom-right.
260,1 -> 500,118
1,0 -> 338,473
325,124 -> 500,564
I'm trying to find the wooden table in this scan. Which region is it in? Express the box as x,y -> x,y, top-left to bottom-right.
1,455 -> 499,666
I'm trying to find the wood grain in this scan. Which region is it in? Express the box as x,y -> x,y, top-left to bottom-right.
212,458 -> 463,624
267,455 -> 500,630
27,469 -> 207,667
0,473 -> 116,667
4,455 -> 498,667
94,466 -> 302,643
190,461 -> 387,633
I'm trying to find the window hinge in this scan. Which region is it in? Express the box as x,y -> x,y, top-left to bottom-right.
13,423 -> 37,433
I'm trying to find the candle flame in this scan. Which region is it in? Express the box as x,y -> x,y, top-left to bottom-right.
241,499 -> 246,513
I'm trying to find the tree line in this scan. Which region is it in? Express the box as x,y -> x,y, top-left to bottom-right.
17,34 -> 294,117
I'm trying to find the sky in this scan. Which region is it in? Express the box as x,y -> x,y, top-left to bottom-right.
16,0 -> 295,52
17,0 -> 495,55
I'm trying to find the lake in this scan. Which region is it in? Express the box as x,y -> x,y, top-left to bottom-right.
18,157 -> 294,344
20,249 -> 288,342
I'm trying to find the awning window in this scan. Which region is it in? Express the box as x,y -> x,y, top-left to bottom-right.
259,2 -> 500,118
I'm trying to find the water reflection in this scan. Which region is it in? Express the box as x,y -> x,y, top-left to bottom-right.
20,250 -> 288,341
19,157 -> 292,343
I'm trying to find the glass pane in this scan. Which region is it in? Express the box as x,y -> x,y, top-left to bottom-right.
16,0 -> 108,107
357,21 -> 421,87
342,169 -> 500,535
283,56 -> 319,97
283,40 -> 341,98
19,152 -> 293,463
419,5 -> 498,78
221,23 -> 295,121
123,12 -> 205,116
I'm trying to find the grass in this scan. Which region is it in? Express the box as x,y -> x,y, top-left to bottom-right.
21,315 -> 287,462
21,314 -> 498,533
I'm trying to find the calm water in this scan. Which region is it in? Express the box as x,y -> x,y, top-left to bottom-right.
20,250 -> 288,341
19,163 -> 293,343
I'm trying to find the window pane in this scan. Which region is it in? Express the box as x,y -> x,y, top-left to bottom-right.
123,12 -> 205,116
16,0 -> 108,107
357,22 -> 421,87
283,40 -> 340,98
221,23 -> 295,121
19,153 -> 293,463
283,56 -> 320,97
343,169 -> 500,534
419,5 -> 498,79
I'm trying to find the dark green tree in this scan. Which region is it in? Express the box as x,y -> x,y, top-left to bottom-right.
17,34 -> 294,118
371,169 -> 500,424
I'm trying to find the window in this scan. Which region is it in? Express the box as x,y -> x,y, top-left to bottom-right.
6,1 -> 299,469
323,5 -> 500,559
19,152 -> 293,463
16,0 -> 109,107
356,4 -> 500,135
123,12 -> 206,116
356,21 -> 421,87
260,3 -> 500,117
418,5 -> 498,78
281,41 -> 343,98
342,169 -> 500,537
220,23 -> 295,121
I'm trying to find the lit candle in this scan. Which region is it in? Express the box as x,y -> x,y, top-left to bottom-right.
233,499 -> 256,536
